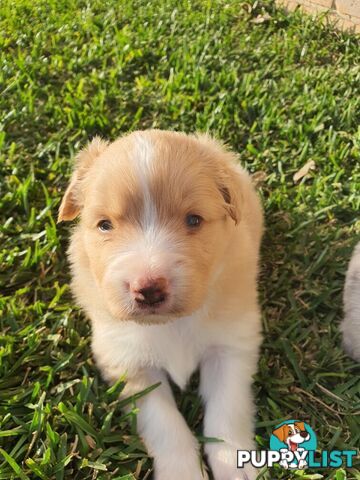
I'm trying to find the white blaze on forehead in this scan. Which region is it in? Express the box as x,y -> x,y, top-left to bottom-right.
132,133 -> 157,230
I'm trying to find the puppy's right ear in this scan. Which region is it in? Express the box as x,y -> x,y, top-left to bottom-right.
272,425 -> 287,443
58,137 -> 108,222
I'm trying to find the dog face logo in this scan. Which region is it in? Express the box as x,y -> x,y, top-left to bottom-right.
270,420 -> 316,470
272,421 -> 310,452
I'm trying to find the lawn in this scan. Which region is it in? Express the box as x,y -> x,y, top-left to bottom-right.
0,0 -> 359,478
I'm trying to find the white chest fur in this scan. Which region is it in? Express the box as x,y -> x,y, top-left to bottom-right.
91,313 -> 208,389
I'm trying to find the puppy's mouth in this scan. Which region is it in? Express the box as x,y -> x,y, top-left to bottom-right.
102,277 -> 202,321
130,297 -> 191,321
289,440 -> 298,452
135,296 -> 168,314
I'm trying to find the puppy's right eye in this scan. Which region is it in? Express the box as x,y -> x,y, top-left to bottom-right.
186,214 -> 203,228
97,220 -> 113,232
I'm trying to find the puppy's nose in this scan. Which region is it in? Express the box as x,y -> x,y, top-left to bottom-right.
133,278 -> 168,307
300,431 -> 309,438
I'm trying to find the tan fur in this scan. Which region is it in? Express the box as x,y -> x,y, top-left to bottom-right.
61,130 -> 263,325
59,130 -> 264,480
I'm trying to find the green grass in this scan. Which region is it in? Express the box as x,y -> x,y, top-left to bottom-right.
0,0 -> 359,478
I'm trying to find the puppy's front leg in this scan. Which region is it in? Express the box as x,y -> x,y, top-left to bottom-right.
122,367 -> 208,480
200,346 -> 258,480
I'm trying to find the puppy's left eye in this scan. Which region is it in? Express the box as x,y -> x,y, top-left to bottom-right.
98,220 -> 113,232
186,214 -> 203,228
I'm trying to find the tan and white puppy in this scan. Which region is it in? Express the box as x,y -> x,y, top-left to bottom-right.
58,130 -> 263,480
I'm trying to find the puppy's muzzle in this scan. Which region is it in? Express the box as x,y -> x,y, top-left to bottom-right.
131,277 -> 169,308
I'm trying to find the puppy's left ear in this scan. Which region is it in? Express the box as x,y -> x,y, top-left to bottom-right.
195,134 -> 242,225
217,168 -> 242,225
58,137 -> 108,222
295,422 -> 306,431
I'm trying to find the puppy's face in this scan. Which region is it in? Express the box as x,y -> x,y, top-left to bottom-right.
272,422 -> 310,450
59,131 -> 241,323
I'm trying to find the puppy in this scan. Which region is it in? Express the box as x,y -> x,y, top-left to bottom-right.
272,422 -> 310,452
58,130 -> 264,480
341,241 -> 360,361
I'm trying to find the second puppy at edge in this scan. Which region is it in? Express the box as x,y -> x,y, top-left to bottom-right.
58,130 -> 264,480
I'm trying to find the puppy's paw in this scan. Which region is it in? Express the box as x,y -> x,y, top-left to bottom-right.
279,459 -> 289,469
206,443 -> 258,480
342,330 -> 360,362
297,459 -> 307,469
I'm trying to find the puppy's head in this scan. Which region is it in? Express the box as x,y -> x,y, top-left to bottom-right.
272,422 -> 310,450
59,130 -> 242,324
